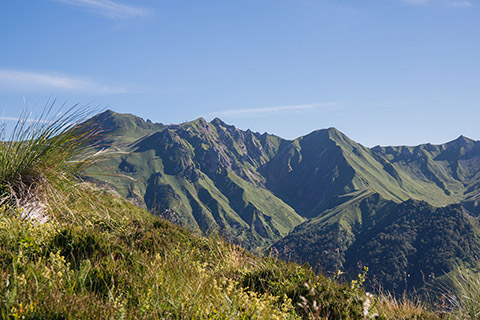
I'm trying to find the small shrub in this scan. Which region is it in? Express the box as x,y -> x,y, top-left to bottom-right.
50,228 -> 102,266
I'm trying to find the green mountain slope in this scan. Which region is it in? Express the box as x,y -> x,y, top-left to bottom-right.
371,136 -> 480,209
85,111 -> 304,251
271,193 -> 480,291
261,128 -> 480,219
264,131 -> 480,291
84,110 -> 480,291
260,128 -> 412,218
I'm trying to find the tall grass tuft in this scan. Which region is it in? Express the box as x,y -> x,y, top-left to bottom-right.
0,103 -> 101,217
445,266 -> 480,320
375,291 -> 443,320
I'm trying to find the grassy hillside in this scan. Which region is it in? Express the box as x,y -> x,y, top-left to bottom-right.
2,184 -> 452,319
3,106 -> 480,319
1,186 -> 302,319
85,111 -> 304,251
371,136 -> 480,208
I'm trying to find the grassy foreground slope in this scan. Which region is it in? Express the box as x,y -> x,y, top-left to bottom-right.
2,185 -> 449,320
0,187 -> 302,319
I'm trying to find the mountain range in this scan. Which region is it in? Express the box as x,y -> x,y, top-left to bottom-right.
84,110 -> 480,292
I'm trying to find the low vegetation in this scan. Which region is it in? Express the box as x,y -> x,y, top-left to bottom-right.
0,106 -> 478,319
0,186 -> 448,319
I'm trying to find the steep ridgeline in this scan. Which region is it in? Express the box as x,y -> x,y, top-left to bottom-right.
266,130 -> 480,291
260,128 -> 412,218
85,110 -> 305,250
262,129 -> 480,218
371,136 -> 480,212
85,110 -> 480,290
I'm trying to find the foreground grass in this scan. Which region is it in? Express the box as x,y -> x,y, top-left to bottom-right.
0,186 -> 352,319
0,184 -> 452,319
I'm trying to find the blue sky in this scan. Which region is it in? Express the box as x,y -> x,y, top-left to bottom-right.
0,0 -> 479,146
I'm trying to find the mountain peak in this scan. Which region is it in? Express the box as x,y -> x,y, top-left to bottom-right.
326,127 -> 340,133
446,135 -> 475,148
210,117 -> 239,133
455,135 -> 473,143
211,117 -> 228,127
326,127 -> 342,137
186,117 -> 207,125
89,109 -> 166,137
325,127 -> 357,147
90,109 -> 117,122
298,127 -> 355,149
100,109 -> 116,116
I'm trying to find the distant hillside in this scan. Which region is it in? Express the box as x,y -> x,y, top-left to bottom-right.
84,110 -> 480,290
271,193 -> 480,292
86,110 -> 304,251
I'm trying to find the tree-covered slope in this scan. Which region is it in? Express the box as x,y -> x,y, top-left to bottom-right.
271,193 -> 480,292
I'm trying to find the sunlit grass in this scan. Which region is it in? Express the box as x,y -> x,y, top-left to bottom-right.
444,265 -> 480,320
375,291 -> 443,320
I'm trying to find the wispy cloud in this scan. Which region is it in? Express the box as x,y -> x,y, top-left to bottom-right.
51,0 -> 151,19
449,0 -> 474,7
403,0 -> 430,5
210,102 -> 341,117
0,116 -> 48,124
401,0 -> 474,7
0,70 -> 129,94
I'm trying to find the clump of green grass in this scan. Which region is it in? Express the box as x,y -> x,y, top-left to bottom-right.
0,103 -> 101,217
444,265 -> 480,320
374,291 -> 445,320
